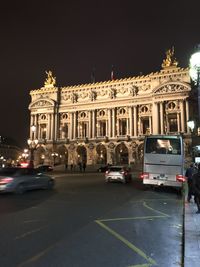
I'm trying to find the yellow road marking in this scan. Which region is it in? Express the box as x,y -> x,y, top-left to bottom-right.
99,215 -> 166,222
142,201 -> 170,217
15,227 -> 45,240
128,264 -> 152,267
95,220 -> 157,266
95,201 -> 171,266
17,243 -> 57,267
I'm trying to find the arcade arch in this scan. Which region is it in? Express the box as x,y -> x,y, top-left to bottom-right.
115,142 -> 128,164
96,143 -> 107,164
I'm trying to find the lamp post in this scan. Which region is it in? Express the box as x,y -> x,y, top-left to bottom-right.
189,45 -> 200,123
187,120 -> 195,160
27,125 -> 38,168
51,152 -> 58,166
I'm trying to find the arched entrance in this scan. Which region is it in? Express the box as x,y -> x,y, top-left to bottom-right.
115,142 -> 129,164
96,143 -> 107,164
77,145 -> 87,163
58,145 -> 68,165
35,146 -> 46,166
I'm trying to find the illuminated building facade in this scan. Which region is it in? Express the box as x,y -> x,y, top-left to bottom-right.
28,49 -> 195,166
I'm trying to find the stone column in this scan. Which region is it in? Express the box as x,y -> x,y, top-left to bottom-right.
30,115 -> 34,138
92,110 -> 96,138
108,109 -> 112,137
160,102 -> 164,134
127,117 -> 129,136
152,102 -> 159,134
70,112 -> 73,140
177,113 -> 180,132
88,110 -> 92,139
133,106 -> 137,137
186,99 -> 190,133
112,108 -> 116,137
180,100 -> 185,132
47,114 -> 51,140
149,116 -> 152,134
73,112 -> 76,139
129,106 -> 133,136
138,117 -> 141,135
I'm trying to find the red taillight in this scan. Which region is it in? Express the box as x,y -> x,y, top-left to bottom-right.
0,177 -> 13,184
139,172 -> 149,179
176,174 -> 186,182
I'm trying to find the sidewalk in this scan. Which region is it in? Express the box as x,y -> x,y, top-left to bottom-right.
184,199 -> 200,267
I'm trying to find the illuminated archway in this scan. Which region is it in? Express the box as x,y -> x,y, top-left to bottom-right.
115,142 -> 128,164
96,143 -> 107,164
58,145 -> 68,164
77,145 -> 87,163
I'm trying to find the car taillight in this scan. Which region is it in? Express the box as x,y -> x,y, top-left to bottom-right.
0,177 -> 13,184
139,172 -> 149,179
176,174 -> 186,182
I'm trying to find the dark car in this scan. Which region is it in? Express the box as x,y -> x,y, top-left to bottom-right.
36,165 -> 53,173
97,165 -> 111,173
0,167 -> 55,194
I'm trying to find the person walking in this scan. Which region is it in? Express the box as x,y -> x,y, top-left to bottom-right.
192,163 -> 200,214
70,162 -> 73,171
185,163 -> 197,202
83,162 -> 86,172
78,162 -> 82,172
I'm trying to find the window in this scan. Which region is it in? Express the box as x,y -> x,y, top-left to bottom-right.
169,115 -> 178,132
146,138 -> 181,155
119,119 -> 127,135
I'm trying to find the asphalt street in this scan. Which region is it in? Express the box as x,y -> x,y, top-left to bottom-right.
0,172 -> 183,267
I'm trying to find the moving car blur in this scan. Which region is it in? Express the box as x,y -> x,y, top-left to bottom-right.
0,167 -> 55,194
36,165 -> 53,173
97,164 -> 111,173
105,166 -> 132,183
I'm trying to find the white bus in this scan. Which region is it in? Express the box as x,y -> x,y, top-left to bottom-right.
140,135 -> 185,188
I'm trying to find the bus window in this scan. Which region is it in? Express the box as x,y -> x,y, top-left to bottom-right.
146,137 -> 181,155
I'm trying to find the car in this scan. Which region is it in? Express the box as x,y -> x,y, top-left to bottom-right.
105,166 -> 132,184
36,165 -> 53,172
0,167 -> 55,194
97,164 -> 112,173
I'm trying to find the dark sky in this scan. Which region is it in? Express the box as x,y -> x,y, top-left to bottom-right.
0,0 -> 200,148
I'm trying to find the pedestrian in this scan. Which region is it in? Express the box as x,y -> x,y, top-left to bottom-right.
83,162 -> 86,172
78,162 -> 82,172
192,163 -> 200,214
65,162 -> 68,171
70,163 -> 73,171
185,163 -> 197,202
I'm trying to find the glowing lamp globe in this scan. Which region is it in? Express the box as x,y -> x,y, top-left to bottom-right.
189,48 -> 200,84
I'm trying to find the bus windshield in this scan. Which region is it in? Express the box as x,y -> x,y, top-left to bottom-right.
145,137 -> 181,155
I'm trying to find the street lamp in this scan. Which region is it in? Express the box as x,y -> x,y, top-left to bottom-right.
187,120 -> 195,132
189,45 -> 200,121
27,125 -> 38,168
51,152 -> 58,166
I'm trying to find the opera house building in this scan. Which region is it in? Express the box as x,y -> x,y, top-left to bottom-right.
28,49 -> 196,167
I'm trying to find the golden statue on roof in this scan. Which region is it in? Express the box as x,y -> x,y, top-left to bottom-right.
162,47 -> 178,68
44,70 -> 56,87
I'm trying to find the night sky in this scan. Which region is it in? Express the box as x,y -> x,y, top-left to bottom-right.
0,0 -> 200,148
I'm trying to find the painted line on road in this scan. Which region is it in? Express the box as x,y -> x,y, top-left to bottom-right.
95,201 -> 172,266
15,227 -> 45,240
17,243 -> 58,267
99,215 -> 166,222
143,201 -> 170,217
95,220 -> 156,266
128,264 -> 153,267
